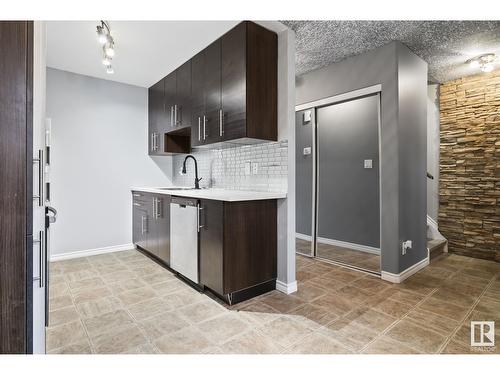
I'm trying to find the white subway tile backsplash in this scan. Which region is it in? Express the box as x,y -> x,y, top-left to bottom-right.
172,140 -> 288,193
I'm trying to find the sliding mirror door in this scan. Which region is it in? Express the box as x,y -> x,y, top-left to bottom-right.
316,94 -> 381,273
295,109 -> 315,257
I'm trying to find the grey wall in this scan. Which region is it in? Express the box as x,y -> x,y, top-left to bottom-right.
296,42 -> 427,274
295,110 -> 313,236
46,68 -> 173,257
316,94 -> 380,248
397,44 -> 428,271
427,84 -> 440,221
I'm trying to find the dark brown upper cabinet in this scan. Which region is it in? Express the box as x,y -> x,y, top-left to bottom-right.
192,22 -> 277,148
148,78 -> 165,155
148,21 -> 277,153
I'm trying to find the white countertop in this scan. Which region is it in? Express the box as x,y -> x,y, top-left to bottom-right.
131,187 -> 287,202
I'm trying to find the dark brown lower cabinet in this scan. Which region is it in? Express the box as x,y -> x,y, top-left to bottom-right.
199,199 -> 277,303
132,192 -> 170,265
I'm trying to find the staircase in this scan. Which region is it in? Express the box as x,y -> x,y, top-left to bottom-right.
427,238 -> 447,261
427,215 -> 448,261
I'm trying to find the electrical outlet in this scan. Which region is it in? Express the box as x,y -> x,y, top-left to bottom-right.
402,240 -> 412,255
252,162 -> 258,174
244,162 -> 251,176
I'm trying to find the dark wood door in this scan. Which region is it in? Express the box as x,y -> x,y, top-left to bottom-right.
155,195 -> 171,265
148,78 -> 164,154
175,61 -> 191,130
191,51 -> 205,147
199,199 -> 224,295
221,22 -> 247,141
0,21 -> 33,354
143,195 -> 157,256
164,72 -> 177,133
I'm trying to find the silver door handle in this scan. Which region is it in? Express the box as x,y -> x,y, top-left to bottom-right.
151,133 -> 155,151
153,197 -> 157,218
174,104 -> 178,126
219,109 -> 223,137
133,202 -> 141,206
157,198 -> 162,218
141,215 -> 146,234
203,115 -> 206,140
132,193 -> 142,197
198,117 -> 201,141
170,106 -> 174,127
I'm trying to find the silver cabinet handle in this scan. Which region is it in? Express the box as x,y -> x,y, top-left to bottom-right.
33,149 -> 43,206
219,109 -> 223,137
174,104 -> 178,126
133,202 -> 141,206
170,106 -> 174,127
157,198 -> 162,218
141,215 -> 146,234
203,115 -> 207,140
151,133 -> 155,151
153,197 -> 157,218
132,193 -> 142,197
198,117 -> 201,142
197,204 -> 204,232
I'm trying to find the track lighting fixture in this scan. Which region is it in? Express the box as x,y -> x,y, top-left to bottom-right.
467,53 -> 496,73
96,21 -> 115,74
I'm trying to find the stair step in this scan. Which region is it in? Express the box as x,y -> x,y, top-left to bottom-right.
427,239 -> 447,261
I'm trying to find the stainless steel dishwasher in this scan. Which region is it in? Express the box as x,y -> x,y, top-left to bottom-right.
170,196 -> 199,283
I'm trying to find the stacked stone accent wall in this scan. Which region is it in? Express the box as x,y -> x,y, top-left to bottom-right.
439,71 -> 500,262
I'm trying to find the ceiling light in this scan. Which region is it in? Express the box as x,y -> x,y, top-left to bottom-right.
467,53 -> 497,73
104,45 -> 115,58
96,21 -> 116,74
102,57 -> 112,66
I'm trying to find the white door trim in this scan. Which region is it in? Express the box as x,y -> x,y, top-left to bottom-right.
276,280 -> 298,294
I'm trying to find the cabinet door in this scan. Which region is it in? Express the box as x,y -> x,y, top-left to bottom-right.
155,195 -> 171,265
204,40 -> 222,144
199,199 -> 224,296
176,61 -> 192,129
164,72 -> 177,133
143,196 -> 158,256
148,79 -> 164,154
133,203 -> 148,250
191,51 -> 205,147
221,22 -> 247,141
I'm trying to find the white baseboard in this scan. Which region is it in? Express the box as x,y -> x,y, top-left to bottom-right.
50,243 -> 136,262
276,280 -> 298,294
295,233 -> 380,255
381,256 -> 429,283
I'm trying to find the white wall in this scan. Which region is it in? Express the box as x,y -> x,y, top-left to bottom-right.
427,84 -> 440,221
46,68 -> 173,257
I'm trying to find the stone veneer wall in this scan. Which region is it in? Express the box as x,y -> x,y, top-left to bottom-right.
439,71 -> 500,262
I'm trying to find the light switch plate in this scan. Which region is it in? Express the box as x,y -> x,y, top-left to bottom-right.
364,159 -> 373,169
252,162 -> 258,174
303,147 -> 312,156
303,110 -> 312,124
244,162 -> 251,176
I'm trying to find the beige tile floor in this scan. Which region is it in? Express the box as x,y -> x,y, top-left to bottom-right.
296,238 -> 380,273
47,249 -> 500,354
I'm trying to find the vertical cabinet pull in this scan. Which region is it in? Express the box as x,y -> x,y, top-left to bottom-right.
198,117 -> 201,142
153,197 -> 157,218
170,106 -> 174,127
33,149 -> 43,206
197,204 -> 204,232
174,104 -> 178,126
219,109 -> 223,137
33,231 -> 45,287
203,115 -> 207,140
141,215 -> 146,234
